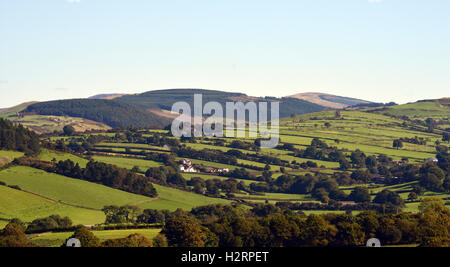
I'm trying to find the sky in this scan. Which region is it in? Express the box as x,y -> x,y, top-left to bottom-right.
0,0 -> 449,108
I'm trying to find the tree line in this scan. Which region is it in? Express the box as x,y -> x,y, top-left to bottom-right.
0,118 -> 40,155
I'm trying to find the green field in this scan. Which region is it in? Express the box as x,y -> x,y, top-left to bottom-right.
0,185 -> 105,226
29,228 -> 161,247
0,150 -> 24,166
92,155 -> 163,172
0,166 -> 231,225
374,100 -> 449,119
37,149 -> 89,167
0,150 -> 24,160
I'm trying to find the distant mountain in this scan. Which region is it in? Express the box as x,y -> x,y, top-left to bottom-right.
287,92 -> 372,109
89,94 -> 126,100
114,88 -> 326,118
23,99 -> 171,128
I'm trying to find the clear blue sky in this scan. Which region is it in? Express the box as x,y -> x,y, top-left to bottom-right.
1,0 -> 449,107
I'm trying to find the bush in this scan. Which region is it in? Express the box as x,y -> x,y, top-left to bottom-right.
7,185 -> 21,191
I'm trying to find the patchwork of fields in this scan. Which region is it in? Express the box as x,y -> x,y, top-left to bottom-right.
0,100 -> 448,247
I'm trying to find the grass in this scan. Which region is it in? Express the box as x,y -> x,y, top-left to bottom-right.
143,184 -> 231,211
92,155 -> 162,172
29,228 -> 162,247
0,185 -> 105,226
278,110 -> 442,163
0,150 -> 24,160
0,150 -> 24,166
0,166 -> 231,221
0,166 -> 156,209
377,101 -> 449,119
1,114 -> 111,134
37,149 -> 89,167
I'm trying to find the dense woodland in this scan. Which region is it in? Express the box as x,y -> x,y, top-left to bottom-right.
24,99 -> 170,128
114,88 -> 326,118
0,118 -> 40,155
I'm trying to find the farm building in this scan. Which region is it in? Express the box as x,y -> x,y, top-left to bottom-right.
178,158 -> 198,173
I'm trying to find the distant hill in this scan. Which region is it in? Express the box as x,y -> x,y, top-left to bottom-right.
89,94 -> 126,100
23,99 -> 171,128
287,92 -> 372,109
114,88 -> 326,118
0,101 -> 39,116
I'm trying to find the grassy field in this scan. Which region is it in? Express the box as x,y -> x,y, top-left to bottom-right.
0,150 -> 24,166
0,185 -> 105,226
278,110 -> 442,162
0,166 -> 157,209
92,155 -> 163,172
1,114 -> 111,134
37,149 -> 89,167
374,100 -> 449,119
29,228 -> 162,247
0,150 -> 24,160
0,166 -> 231,222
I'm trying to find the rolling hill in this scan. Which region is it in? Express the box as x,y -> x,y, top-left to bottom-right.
0,165 -> 230,226
0,101 -> 39,116
288,92 -> 373,109
114,88 -> 326,118
23,99 -> 172,128
367,99 -> 450,120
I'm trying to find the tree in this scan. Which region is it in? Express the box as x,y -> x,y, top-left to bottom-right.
339,158 -> 351,170
66,226 -> 101,247
408,192 -> 419,201
393,139 -> 403,150
102,205 -> 142,224
0,223 -> 35,247
443,132 -> 450,143
348,187 -> 371,203
131,166 -> 140,173
425,118 -> 436,133
373,190 -> 404,208
365,156 -> 378,169
443,177 -> 450,192
162,210 -> 207,247
335,111 -> 341,119
350,170 -> 371,183
153,234 -> 169,247
418,197 -> 450,247
63,125 -> 76,136
102,233 -> 153,247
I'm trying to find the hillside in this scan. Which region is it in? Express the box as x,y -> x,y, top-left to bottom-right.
0,165 -> 230,226
288,92 -> 372,109
0,102 -> 112,134
368,99 -> 450,120
114,88 -> 326,118
0,185 -> 105,227
23,99 -> 171,128
0,101 -> 38,116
